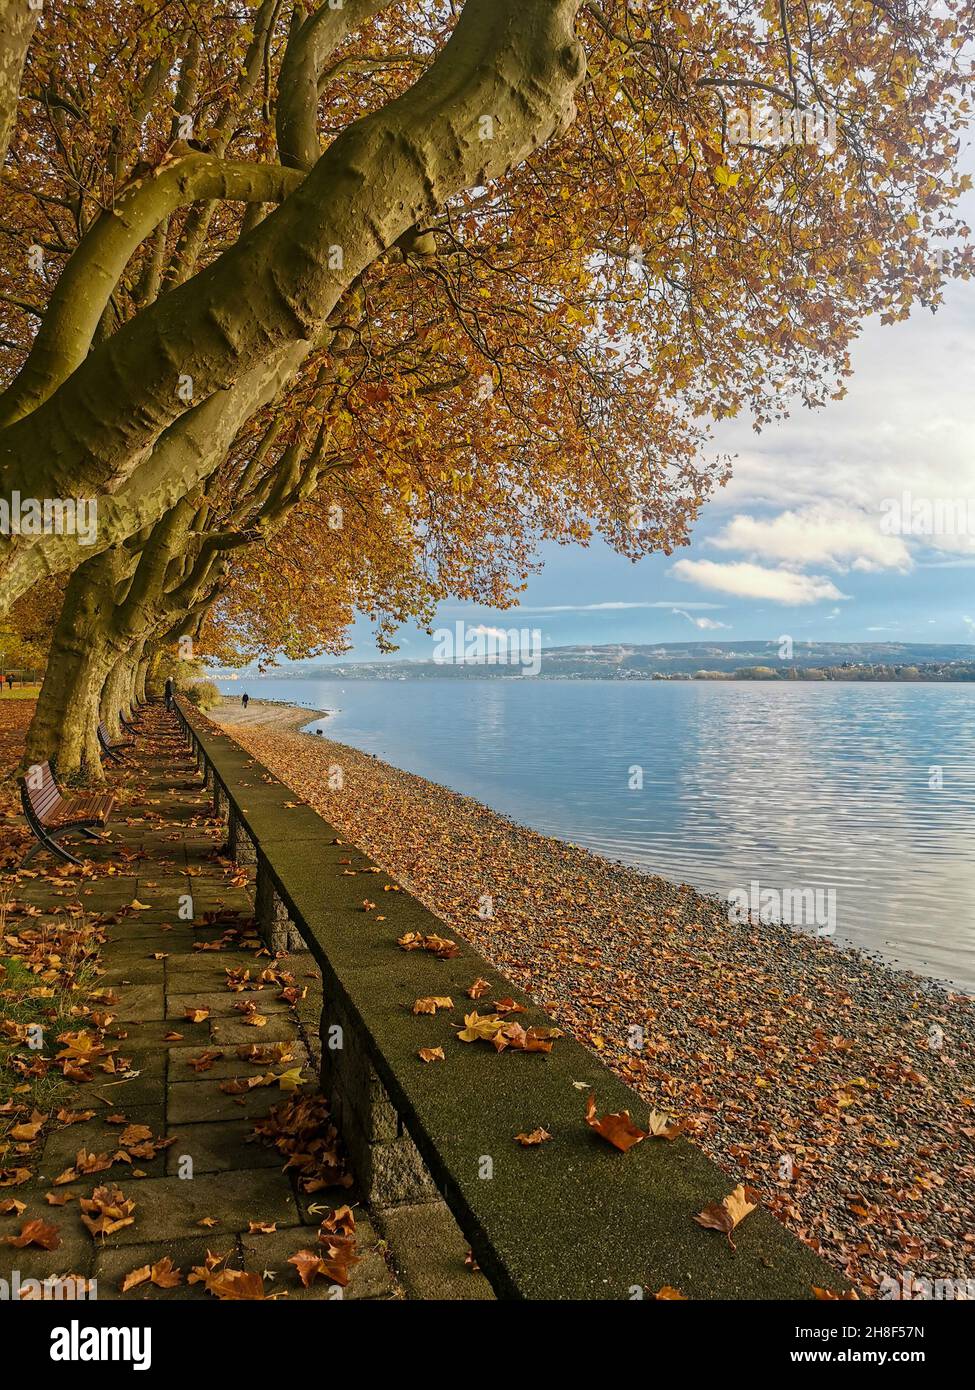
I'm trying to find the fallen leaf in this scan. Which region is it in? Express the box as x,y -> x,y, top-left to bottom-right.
515,1128 -> 552,1146
9,1109 -> 46,1142
204,1268 -> 267,1300
693,1184 -> 760,1249
150,1257 -> 183,1288
457,1011 -> 505,1044
289,1249 -> 328,1288
1,1217 -> 61,1250
645,1110 -> 686,1141
585,1093 -> 647,1153
412,996 -> 453,1015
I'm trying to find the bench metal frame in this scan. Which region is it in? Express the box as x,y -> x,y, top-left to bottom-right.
97,721 -> 132,764
19,771 -> 108,866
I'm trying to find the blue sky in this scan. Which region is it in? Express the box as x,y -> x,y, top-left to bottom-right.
317,169 -> 975,664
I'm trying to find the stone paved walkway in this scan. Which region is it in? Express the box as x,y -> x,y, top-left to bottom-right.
2,704 -> 405,1300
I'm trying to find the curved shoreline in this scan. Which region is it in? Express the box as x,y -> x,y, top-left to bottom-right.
212,697 -> 975,1297
211,697 -> 331,733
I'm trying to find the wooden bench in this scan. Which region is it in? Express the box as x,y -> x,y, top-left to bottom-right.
97,721 -> 133,764
119,708 -> 143,734
18,761 -> 114,865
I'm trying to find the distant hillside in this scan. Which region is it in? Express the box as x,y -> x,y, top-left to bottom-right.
241,642 -> 975,682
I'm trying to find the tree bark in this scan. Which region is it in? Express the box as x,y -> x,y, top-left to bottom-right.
0,156 -> 304,426
101,652 -> 138,735
134,652 -> 149,706
0,0 -> 39,167
23,547 -> 128,778
0,0 -> 585,612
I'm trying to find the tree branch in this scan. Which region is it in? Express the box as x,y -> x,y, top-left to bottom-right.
0,153 -> 304,425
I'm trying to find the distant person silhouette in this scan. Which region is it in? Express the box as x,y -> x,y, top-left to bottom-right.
242,692 -> 249,709
164,675 -> 174,711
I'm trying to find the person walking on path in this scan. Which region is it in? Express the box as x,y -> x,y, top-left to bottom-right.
164,675 -> 174,711
242,692 -> 249,709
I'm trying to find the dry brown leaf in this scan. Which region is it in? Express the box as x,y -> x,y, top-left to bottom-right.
289,1249 -> 328,1288
585,1093 -> 647,1153
645,1111 -> 687,1141
1,1217 -> 61,1250
56,1108 -> 96,1126
204,1268 -> 267,1300
515,1128 -> 553,1146
119,1265 -> 151,1293
79,1185 -> 137,1238
150,1257 -> 183,1288
693,1184 -> 761,1249
9,1109 -> 46,1142
412,996 -> 453,1015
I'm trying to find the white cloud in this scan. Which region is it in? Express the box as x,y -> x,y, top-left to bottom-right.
513,599 -> 723,613
710,507 -> 912,573
672,608 -> 731,630
703,277 -> 975,569
671,559 -> 848,605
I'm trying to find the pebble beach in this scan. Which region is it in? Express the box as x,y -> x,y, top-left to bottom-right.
214,698 -> 975,1297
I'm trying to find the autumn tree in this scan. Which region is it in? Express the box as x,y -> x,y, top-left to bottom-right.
1,1 -> 973,774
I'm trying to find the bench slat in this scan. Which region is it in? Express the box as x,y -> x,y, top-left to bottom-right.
24,762 -> 62,822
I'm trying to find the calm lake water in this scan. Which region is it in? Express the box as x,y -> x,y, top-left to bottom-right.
218,678 -> 975,990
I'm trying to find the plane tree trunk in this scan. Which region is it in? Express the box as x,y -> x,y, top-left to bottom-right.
0,0 -> 585,612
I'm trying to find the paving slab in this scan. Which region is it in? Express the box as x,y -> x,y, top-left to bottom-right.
166,1042 -> 310,1084
164,1120 -> 283,1175
167,1079 -> 285,1125
378,1202 -> 495,1301
38,1105 -> 170,1181
165,989 -> 292,1018
93,1236 -> 234,1300
208,1015 -> 302,1046
35,1169 -> 301,1247
111,983 -> 167,1022
240,1218 -> 398,1300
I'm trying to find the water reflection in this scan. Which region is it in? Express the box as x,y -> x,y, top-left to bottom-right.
224,678 -> 975,989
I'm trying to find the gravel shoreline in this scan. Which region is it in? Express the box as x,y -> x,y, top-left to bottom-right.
213,699 -> 975,1297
